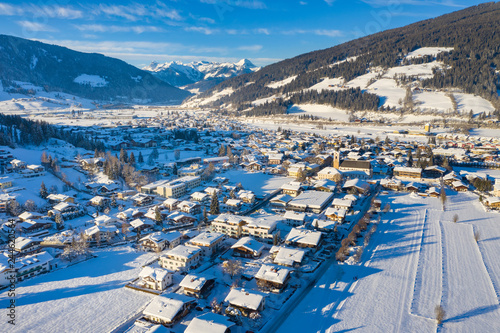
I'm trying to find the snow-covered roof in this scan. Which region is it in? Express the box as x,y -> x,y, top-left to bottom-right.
187,232 -> 224,246
274,247 -> 306,266
231,237 -> 265,255
285,228 -> 322,246
284,210 -> 306,221
224,288 -> 264,311
185,312 -> 235,333
15,236 -> 39,250
255,264 -> 291,284
288,191 -> 333,209
140,231 -> 182,244
179,274 -> 214,291
324,207 -> 347,217
16,251 -> 53,270
143,293 -> 194,322
164,245 -> 201,259
139,267 -> 171,281
331,198 -> 353,208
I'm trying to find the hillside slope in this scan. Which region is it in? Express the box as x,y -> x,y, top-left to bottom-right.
0,35 -> 191,103
186,2 -> 500,118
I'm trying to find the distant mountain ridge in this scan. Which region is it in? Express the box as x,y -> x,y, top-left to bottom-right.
0,34 -> 191,103
143,59 -> 259,92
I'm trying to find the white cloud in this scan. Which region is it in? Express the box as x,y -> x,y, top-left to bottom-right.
360,0 -> 465,8
324,0 -> 335,5
94,3 -> 182,21
200,0 -> 266,9
299,1 -> 308,5
255,28 -> 270,35
314,29 -> 343,37
17,21 -> 57,32
184,26 -> 219,34
74,24 -> 165,34
0,3 -> 82,19
238,45 -> 263,52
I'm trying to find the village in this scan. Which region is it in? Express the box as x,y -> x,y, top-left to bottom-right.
1,109 -> 500,332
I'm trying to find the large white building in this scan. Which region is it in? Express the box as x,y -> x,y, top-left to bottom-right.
159,245 -> 202,272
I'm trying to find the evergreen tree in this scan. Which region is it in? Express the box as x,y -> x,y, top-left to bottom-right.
218,144 -> 226,157
129,152 -> 136,165
210,192 -> 220,215
407,149 -> 413,167
203,207 -> 208,223
119,148 -> 128,163
110,194 -> 117,207
154,206 -> 162,226
138,151 -> 144,163
40,181 -> 48,198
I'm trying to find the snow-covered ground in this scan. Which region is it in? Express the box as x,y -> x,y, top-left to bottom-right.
221,170 -> 292,196
0,246 -> 157,333
287,104 -> 350,121
266,75 -> 297,89
405,47 -> 454,60
277,191 -> 500,332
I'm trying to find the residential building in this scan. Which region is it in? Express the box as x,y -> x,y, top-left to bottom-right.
159,245 -> 202,272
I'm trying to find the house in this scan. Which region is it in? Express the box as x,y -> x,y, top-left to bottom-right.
185,232 -> 224,257
179,274 -> 216,298
269,194 -> 293,211
0,177 -> 13,189
225,199 -> 243,213
116,208 -> 143,221
131,138 -> 158,148
324,207 -> 347,223
393,167 -> 422,179
20,165 -> 45,178
424,165 -> 447,178
426,187 -> 440,197
138,267 -> 173,291
283,211 -> 306,227
18,219 -> 52,235
159,245 -> 202,272
273,246 -> 306,267
238,190 -> 255,204
343,178 -> 370,195
140,231 -> 182,252
493,180 -> 500,197
14,237 -> 42,256
380,178 -> 403,191
185,313 -> 235,333
48,202 -> 82,219
15,251 -> 54,282
94,215 -> 119,226
177,201 -> 201,215
224,288 -> 265,314
190,192 -> 211,205
452,181 -> 468,192
280,182 -> 302,197
18,211 -> 45,222
331,198 -> 353,211
143,293 -> 195,326
268,153 -> 284,165
130,218 -> 155,233
231,237 -> 265,258
0,194 -> 15,212
211,214 -> 246,238
317,167 -> 341,181
84,225 -> 117,243
286,191 -> 334,213
312,179 -> 337,192
46,193 -> 75,204
89,196 -> 110,207
255,265 -> 291,292
131,193 -> 155,206
285,228 -> 322,249
485,197 -> 500,209
166,211 -> 196,225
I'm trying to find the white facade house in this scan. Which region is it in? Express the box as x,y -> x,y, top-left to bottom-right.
159,245 -> 202,272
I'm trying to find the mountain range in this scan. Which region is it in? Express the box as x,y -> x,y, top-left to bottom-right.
186,2 -> 500,117
142,59 -> 259,93
0,34 -> 191,104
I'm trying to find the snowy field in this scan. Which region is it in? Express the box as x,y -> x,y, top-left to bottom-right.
277,191 -> 500,332
0,246 -> 156,333
287,104 -> 350,122
221,169 -> 293,196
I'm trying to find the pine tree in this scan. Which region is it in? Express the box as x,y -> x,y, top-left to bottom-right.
40,181 -> 48,198
407,149 -> 413,167
119,148 -> 128,163
210,192 -> 220,215
154,206 -> 162,226
218,144 -> 226,157
138,151 -> 144,163
129,152 -> 136,165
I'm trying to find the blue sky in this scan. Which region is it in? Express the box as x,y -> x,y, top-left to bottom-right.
0,0 -> 489,68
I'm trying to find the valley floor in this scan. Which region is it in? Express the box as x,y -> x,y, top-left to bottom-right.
277,191 -> 500,333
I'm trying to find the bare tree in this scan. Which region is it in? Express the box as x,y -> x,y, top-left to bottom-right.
222,259 -> 243,279
435,305 -> 446,325
452,214 -> 459,223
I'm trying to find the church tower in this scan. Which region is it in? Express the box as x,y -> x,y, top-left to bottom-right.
333,151 -> 340,169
